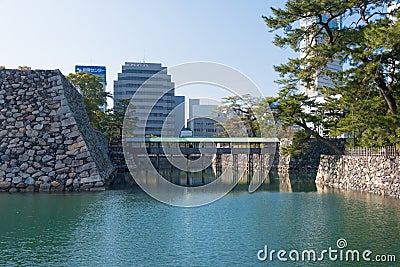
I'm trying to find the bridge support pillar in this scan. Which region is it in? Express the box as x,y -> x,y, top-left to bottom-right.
170,155 -> 173,182
186,154 -> 190,186
248,154 -> 253,184
233,154 -> 238,183
201,155 -> 205,185
216,154 -> 222,178
259,154 -> 264,184
156,154 -> 160,172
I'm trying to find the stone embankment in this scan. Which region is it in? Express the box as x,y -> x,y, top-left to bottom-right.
316,155 -> 400,198
275,138 -> 346,173
0,69 -> 114,192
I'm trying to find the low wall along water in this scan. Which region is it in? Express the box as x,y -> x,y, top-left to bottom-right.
274,138 -> 347,173
316,155 -> 400,198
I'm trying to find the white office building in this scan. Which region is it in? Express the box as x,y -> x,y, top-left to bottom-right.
114,62 -> 175,137
174,95 -> 185,136
188,99 -> 222,137
299,15 -> 343,97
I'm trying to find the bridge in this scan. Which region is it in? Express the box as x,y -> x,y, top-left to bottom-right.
123,137 -> 278,154
109,137 -> 279,186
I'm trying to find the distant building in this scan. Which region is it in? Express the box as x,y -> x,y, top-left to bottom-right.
299,15 -> 342,97
388,1 -> 400,21
113,62 -> 175,137
174,96 -> 185,136
75,65 -> 107,111
299,15 -> 343,137
388,2 -> 399,84
188,99 -> 222,137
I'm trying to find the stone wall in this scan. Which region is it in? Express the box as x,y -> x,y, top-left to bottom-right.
274,138 -> 346,173
203,138 -> 346,178
273,138 -> 291,173
316,155 -> 400,198
0,69 -> 114,192
215,153 -> 273,184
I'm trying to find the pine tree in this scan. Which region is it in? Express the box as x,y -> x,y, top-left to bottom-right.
265,0 -> 400,150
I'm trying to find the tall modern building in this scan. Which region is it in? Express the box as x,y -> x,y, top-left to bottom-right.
188,99 -> 222,137
174,96 -> 185,136
299,16 -> 343,97
113,62 -> 175,137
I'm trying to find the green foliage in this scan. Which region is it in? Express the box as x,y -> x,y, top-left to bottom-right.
265,0 -> 400,150
66,72 -> 135,145
0,66 -> 5,70
18,66 -> 31,70
213,94 -> 276,138
67,72 -> 111,129
98,99 -> 137,145
259,96 -> 296,140
281,130 -> 310,155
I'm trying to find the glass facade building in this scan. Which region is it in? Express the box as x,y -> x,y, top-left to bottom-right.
114,62 -> 175,137
299,16 -> 343,97
174,95 -> 185,136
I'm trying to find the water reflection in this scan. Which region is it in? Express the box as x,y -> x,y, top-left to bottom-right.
0,181 -> 399,266
115,161 -> 319,194
232,171 -> 317,193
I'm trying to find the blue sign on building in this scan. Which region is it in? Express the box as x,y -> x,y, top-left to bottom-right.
75,65 -> 106,83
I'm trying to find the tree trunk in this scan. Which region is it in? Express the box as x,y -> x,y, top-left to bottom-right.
299,122 -> 344,155
313,133 -> 344,155
376,77 -> 397,115
379,88 -> 397,115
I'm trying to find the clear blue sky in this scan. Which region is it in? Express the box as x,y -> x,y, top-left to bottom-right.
1,0 -> 294,103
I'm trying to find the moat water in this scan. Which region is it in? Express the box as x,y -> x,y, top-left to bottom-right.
0,175 -> 399,266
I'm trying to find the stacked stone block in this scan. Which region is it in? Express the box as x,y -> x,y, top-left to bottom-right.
316,155 -> 400,198
0,69 -> 114,192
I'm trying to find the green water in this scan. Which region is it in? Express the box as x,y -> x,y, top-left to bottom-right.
0,179 -> 399,266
